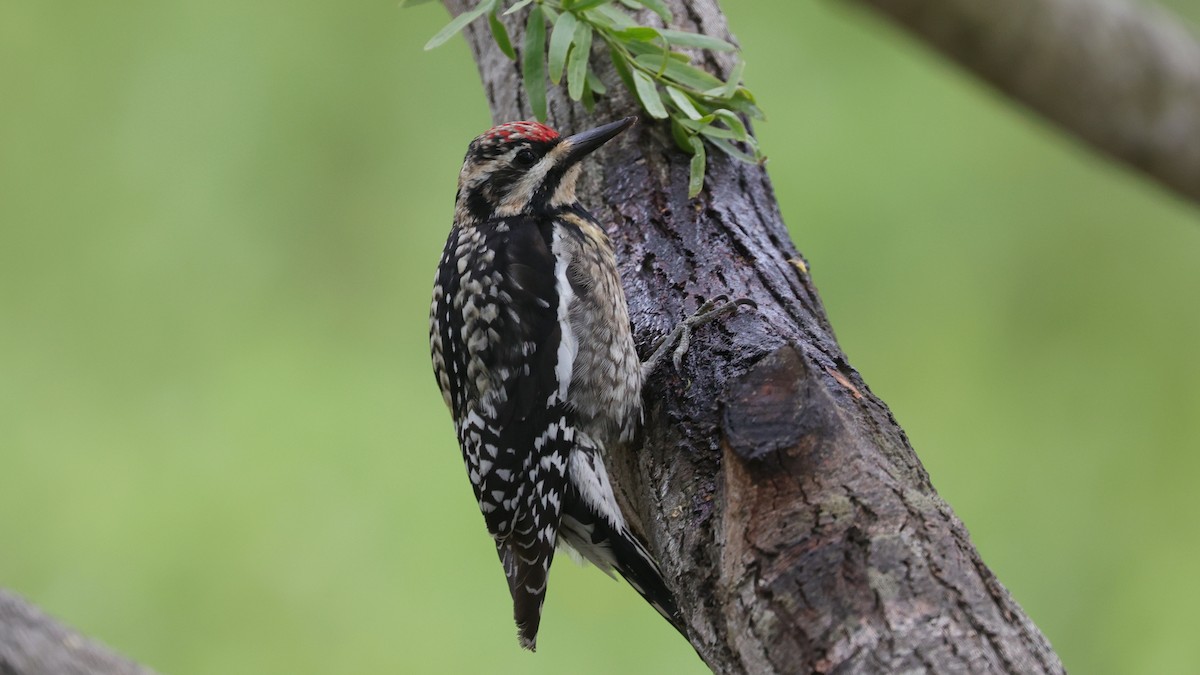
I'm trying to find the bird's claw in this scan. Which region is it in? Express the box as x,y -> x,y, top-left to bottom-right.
643,295 -> 756,377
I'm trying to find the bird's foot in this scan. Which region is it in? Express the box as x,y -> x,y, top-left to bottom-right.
642,295 -> 756,377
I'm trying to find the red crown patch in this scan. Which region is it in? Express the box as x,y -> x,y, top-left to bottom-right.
484,121 -> 560,144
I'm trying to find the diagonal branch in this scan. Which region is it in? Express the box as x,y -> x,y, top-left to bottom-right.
444,0 -> 1065,672
0,590 -> 157,675
841,0 -> 1200,206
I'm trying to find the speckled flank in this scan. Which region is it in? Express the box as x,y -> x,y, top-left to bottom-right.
554,210 -> 643,446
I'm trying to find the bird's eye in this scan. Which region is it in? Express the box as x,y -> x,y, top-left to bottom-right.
514,148 -> 537,167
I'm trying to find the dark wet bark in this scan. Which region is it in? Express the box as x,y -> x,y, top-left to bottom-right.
445,0 -> 1065,672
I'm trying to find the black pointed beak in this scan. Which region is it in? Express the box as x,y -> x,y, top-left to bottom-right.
561,117 -> 636,165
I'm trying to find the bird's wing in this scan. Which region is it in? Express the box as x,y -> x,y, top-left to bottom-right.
432,215 -> 577,649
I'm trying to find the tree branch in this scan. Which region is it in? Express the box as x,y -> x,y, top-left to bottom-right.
444,0 -> 1064,672
0,590 -> 157,675
841,0 -> 1200,206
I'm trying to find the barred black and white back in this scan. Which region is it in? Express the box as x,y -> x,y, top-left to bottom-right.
429,119 -> 683,650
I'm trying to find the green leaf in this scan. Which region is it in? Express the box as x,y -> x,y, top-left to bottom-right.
522,6 -> 547,121
706,136 -> 760,163
637,0 -> 673,21
615,26 -> 661,42
424,0 -> 494,51
586,68 -> 607,95
503,0 -> 534,16
400,0 -> 438,7
547,11 -> 576,84
690,122 -> 738,139
582,77 -> 596,112
567,22 -> 593,100
713,108 -> 747,139
609,44 -> 637,94
688,136 -> 706,198
488,10 -> 516,60
589,4 -> 636,29
632,54 -> 722,91
669,118 -> 693,153
726,88 -> 765,119
678,114 -> 745,138
665,85 -> 703,120
427,0 -> 497,50
571,0 -> 612,11
631,70 -> 668,119
704,59 -> 745,99
628,50 -> 667,77
660,29 -> 735,52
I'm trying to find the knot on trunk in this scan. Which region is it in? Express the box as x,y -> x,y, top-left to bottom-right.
722,344 -> 841,468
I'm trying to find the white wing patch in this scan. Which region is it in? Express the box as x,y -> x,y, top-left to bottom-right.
566,439 -> 626,532
550,224 -> 578,405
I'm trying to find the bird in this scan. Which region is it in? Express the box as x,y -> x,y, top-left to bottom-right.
430,116 -> 745,650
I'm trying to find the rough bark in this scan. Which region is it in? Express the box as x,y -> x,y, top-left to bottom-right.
446,0 -> 1065,673
842,0 -> 1200,206
0,590 -> 157,675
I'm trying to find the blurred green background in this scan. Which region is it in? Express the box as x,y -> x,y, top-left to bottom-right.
2,0 -> 1198,672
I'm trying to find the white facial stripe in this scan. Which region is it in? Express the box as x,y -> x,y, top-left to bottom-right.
550,164 -> 582,208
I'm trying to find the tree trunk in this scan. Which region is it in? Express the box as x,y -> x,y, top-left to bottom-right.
445,0 -> 1065,673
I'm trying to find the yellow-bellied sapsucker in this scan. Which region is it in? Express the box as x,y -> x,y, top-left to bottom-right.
429,117 -> 686,650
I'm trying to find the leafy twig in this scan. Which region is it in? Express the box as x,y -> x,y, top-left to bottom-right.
414,0 -> 765,196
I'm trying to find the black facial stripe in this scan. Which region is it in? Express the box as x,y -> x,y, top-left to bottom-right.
465,186 -> 495,222
531,162 -> 571,208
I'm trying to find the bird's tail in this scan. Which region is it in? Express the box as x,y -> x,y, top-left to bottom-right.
610,523 -> 685,632
497,536 -> 555,651
559,447 -> 685,634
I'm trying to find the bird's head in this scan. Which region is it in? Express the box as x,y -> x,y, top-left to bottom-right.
455,117 -> 636,222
